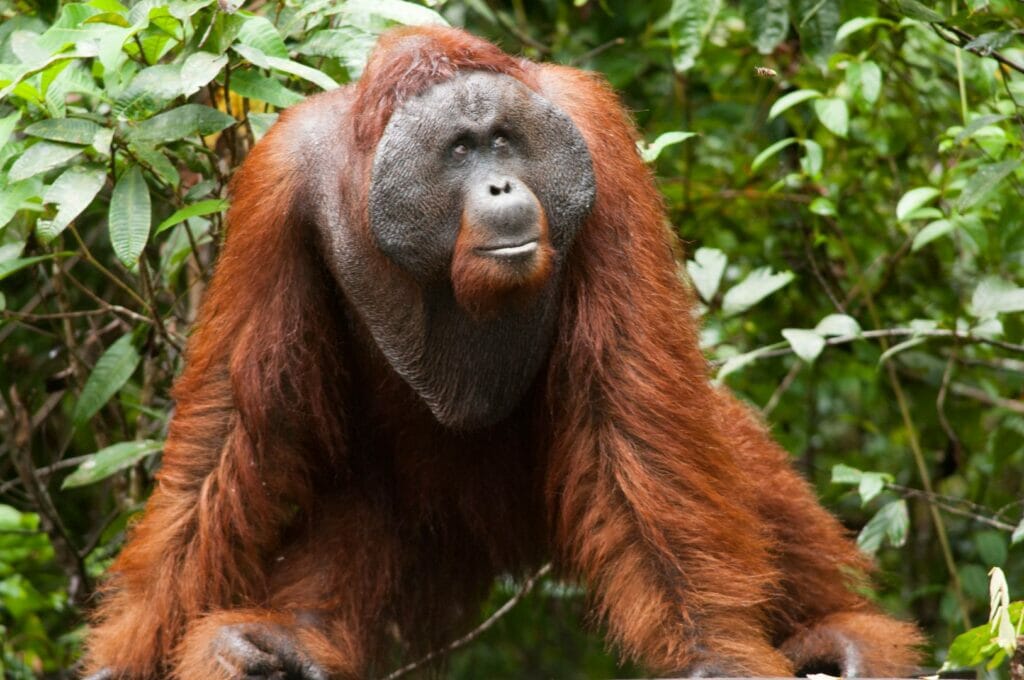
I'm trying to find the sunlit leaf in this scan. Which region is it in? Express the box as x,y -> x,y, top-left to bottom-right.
8,141 -> 82,182
768,89 -> 822,120
857,499 -> 908,555
911,218 -> 955,252
815,314 -> 860,336
782,328 -> 826,363
640,131 -> 697,163
36,165 -> 107,242
970,277 -> 1024,317
896,187 -> 940,221
813,97 -> 848,137
722,267 -> 795,316
685,247 -> 727,303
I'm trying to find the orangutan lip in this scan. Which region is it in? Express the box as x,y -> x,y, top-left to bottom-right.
475,239 -> 539,257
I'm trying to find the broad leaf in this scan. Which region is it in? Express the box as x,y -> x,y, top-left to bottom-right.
751,137 -> 798,172
62,439 -> 164,488
229,69 -> 305,108
129,104 -> 235,144
8,142 -> 83,182
640,131 -> 697,163
665,0 -> 721,73
722,267 -> 795,316
792,0 -> 839,67
956,159 -> 1022,212
970,277 -> 1024,317
911,218 -> 955,252
36,166 -> 107,242
108,165 -> 151,266
742,0 -> 788,55
857,499 -> 909,555
71,332 -> 142,428
768,89 -> 821,120
814,97 -> 848,137
896,187 -> 940,221
815,313 -> 861,336
23,118 -> 103,145
782,328 -> 826,363
155,199 -> 229,235
0,253 -> 71,282
685,247 -> 727,303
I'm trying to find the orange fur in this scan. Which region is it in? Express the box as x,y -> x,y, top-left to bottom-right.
83,27 -> 922,679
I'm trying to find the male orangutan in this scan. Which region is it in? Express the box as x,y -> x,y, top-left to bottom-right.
84,26 -> 922,679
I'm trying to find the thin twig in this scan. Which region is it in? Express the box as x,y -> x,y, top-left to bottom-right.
931,23 -> 1024,76
379,563 -> 553,680
570,37 -> 625,66
889,483 -> 1017,532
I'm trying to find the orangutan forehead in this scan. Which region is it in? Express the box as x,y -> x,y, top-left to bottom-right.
395,71 -> 536,123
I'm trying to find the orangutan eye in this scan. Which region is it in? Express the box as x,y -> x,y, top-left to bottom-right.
492,135 -> 509,149
451,142 -> 470,159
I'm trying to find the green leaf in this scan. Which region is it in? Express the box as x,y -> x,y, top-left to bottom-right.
229,68 -> 305,108
7,141 -> 83,182
715,342 -> 788,382
108,165 -> 152,266
896,187 -> 940,222
782,328 -> 826,362
954,114 -> 1010,145
809,196 -> 836,216
857,472 -> 892,506
857,499 -> 909,555
831,464 -> 863,484
813,97 -> 848,137
296,27 -> 377,78
877,337 -> 927,365
23,117 -> 103,145
664,0 -> 721,73
0,253 -> 70,282
263,54 -> 339,91
71,332 -> 142,428
129,104 -> 235,144
858,61 -> 882,104
722,267 -> 795,316
36,166 -> 107,242
1012,519 -> 1024,546
62,439 -> 163,488
792,0 -> 839,67
640,131 -> 697,163
236,14 -> 288,58
911,218 -> 955,252
751,137 -> 798,172
0,111 -> 21,148
345,0 -> 449,27
815,313 -> 860,336
887,0 -> 944,22
155,199 -> 228,235
0,179 -> 40,231
970,277 -> 1024,317
742,0 -> 789,55
686,247 -> 727,303
800,138 -> 822,176
957,159 -> 1022,212
180,51 -> 229,96
768,89 -> 821,120
835,17 -> 892,44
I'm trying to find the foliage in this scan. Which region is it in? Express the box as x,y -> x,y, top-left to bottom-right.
1,0 -> 1023,677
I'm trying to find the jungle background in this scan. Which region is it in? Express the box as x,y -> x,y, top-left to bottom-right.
1,0 -> 1023,677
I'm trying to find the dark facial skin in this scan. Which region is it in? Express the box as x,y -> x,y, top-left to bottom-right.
328,71 -> 595,430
